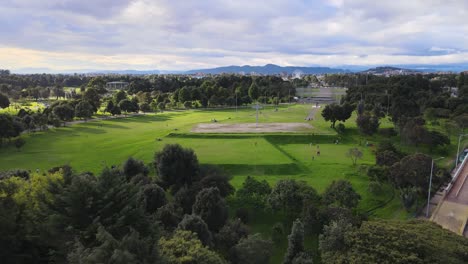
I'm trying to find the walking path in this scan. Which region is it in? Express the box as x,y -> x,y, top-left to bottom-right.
305,106 -> 319,121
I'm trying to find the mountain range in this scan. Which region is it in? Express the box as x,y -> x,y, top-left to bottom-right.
11,63 -> 468,75
184,64 -> 349,75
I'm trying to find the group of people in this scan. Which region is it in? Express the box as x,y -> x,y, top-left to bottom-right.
309,143 -> 320,160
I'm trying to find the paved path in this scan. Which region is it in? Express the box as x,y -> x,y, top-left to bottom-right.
305,107 -> 318,121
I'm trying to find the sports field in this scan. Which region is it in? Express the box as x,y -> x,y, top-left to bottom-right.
0,104 -> 405,218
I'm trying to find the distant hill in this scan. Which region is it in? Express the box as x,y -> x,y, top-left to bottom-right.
361,66 -> 420,75
87,69 -> 161,75
184,64 -> 350,75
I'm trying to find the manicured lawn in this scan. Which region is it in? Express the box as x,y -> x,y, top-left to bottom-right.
0,105 -> 408,217
2,104 -> 433,263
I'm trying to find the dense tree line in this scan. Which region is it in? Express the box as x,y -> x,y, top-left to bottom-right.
0,70 -> 296,107
343,73 -> 467,132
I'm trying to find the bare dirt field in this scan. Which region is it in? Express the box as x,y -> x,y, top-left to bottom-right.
191,122 -> 313,133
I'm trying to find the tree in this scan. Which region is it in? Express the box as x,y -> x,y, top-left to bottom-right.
87,76 -> 106,90
389,153 -> 445,192
197,165 -> 234,197
159,230 -> 226,264
236,176 -> 271,208
52,104 -> 74,125
192,187 -> 228,232
114,90 -> 127,104
400,117 -> 427,146
346,148 -> 363,166
319,220 -> 354,263
0,93 -> 10,108
178,87 -> 191,103
215,219 -> 249,256
321,103 -> 354,128
268,179 -> 320,219
174,185 -> 199,214
68,226 -> 160,264
122,157 -> 149,180
141,184 -> 167,214
322,180 -> 361,209
74,100 -> 94,120
110,105 -> 121,116
177,214 -> 213,247
329,219 -> 468,264
82,87 -> 101,112
14,137 -> 25,151
237,176 -> 271,198
157,102 -> 165,112
302,202 -> 319,235
248,82 -> 260,101
154,144 -> 200,193
52,86 -> 65,99
139,102 -> 151,113
155,203 -> 183,231
399,187 -> 418,211
291,252 -> 314,264
231,234 -> 273,264
284,219 -> 305,264
105,100 -> 115,114
356,113 -> 380,135
424,130 -> 450,151
376,150 -> 400,167
119,99 -> 137,113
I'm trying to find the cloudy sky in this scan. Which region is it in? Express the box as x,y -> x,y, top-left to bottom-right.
1,0 -> 468,72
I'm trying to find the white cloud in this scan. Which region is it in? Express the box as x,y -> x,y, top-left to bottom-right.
0,0 -> 467,70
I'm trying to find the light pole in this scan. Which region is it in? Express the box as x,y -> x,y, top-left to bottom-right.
456,134 -> 468,167
426,156 -> 445,217
235,92 -> 237,113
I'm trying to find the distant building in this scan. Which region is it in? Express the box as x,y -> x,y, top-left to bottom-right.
106,81 -> 129,90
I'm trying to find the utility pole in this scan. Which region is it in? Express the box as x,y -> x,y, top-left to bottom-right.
235,92 -> 237,113
426,156 -> 445,217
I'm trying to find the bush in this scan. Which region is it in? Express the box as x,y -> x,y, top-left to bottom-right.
368,181 -> 383,195
183,101 -> 192,109
367,165 -> 389,182
378,127 -> 397,137
271,222 -> 284,244
235,208 -> 250,224
336,123 -> 345,134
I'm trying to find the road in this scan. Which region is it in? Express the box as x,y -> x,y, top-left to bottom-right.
446,161 -> 468,205
431,156 -> 468,236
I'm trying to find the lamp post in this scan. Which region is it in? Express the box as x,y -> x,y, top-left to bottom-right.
426,156 -> 445,217
456,134 -> 468,167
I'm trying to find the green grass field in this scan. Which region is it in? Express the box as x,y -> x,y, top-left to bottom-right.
0,104 -> 431,263
0,104 -> 408,216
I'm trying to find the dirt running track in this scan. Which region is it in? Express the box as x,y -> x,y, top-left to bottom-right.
192,123 -> 313,133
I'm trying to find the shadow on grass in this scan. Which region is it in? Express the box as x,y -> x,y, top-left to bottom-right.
67,126 -> 107,134
166,133 -> 258,139
218,163 -> 304,175
112,115 -> 172,123
265,134 -> 349,145
85,122 -> 130,130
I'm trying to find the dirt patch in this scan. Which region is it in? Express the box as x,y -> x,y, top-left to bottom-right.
192,123 -> 313,133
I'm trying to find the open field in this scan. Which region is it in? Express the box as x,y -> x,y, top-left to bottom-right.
2,103 -> 445,263
0,104 -> 406,217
